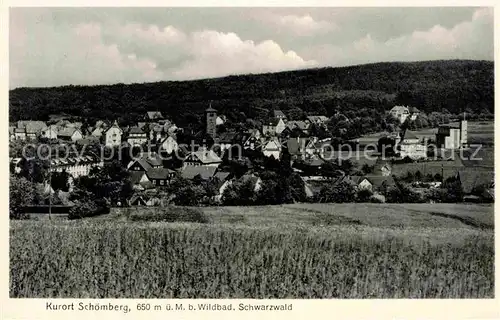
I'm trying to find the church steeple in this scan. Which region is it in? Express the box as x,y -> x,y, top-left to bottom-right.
205,102 -> 217,138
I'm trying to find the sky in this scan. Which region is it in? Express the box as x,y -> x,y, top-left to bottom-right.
9,7 -> 494,89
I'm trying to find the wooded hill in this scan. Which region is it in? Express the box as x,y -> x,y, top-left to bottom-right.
9,59 -> 493,132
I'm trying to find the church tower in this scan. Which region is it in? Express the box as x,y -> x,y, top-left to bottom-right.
205,104 -> 217,138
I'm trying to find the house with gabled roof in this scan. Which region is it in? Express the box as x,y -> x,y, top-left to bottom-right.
129,171 -> 151,191
58,127 -> 83,142
146,111 -> 164,121
262,138 -> 282,159
43,125 -> 58,139
184,148 -> 222,167
306,115 -> 329,125
217,132 -> 239,153
273,110 -> 287,120
127,152 -> 163,172
263,118 -> 286,136
389,105 -> 410,124
16,120 -> 48,140
126,126 -> 148,146
399,130 -> 427,160
146,168 -> 176,187
104,120 -> 122,147
181,166 -> 218,180
348,175 -> 395,193
159,135 -> 179,154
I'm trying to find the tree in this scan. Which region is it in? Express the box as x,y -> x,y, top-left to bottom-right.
174,184 -> 207,206
356,188 -> 373,202
317,180 -> 356,203
51,171 -> 70,192
10,174 -> 35,219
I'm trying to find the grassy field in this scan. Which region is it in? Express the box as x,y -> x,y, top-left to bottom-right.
355,121 -> 494,146
10,204 -> 494,298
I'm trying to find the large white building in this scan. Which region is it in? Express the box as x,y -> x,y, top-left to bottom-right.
49,155 -> 104,178
436,121 -> 468,149
104,120 -> 122,147
399,131 -> 427,160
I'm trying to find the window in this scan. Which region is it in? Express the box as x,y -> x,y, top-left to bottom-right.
160,180 -> 164,185
153,180 -> 156,185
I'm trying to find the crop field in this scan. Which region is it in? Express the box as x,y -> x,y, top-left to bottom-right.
10,204 -> 494,298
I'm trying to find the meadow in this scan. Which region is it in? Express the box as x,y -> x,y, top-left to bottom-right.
355,120 -> 494,146
10,204 -> 494,299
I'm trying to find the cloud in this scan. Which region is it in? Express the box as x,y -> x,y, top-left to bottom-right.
9,7 -> 493,89
170,30 -> 316,79
10,15 -> 317,88
276,14 -> 335,36
301,8 -> 493,67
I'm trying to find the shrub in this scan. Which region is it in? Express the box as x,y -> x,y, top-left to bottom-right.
317,180 -> 356,203
68,199 -> 109,220
386,183 -> 425,203
356,188 -> 373,202
129,206 -> 210,224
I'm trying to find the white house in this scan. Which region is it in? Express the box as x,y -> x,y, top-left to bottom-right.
159,136 -> 179,154
389,106 -> 410,124
50,155 -> 104,178
216,115 -> 226,126
399,131 -> 427,160
262,118 -> 286,136
14,128 -> 26,140
104,120 -> 122,147
262,138 -> 282,159
127,127 -> 148,146
43,125 -> 58,139
184,148 -> 222,167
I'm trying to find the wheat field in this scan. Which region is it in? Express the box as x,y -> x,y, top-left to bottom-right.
10,209 -> 494,298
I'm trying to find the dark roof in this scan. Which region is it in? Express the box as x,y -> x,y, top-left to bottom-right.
130,158 -> 153,171
145,154 -> 163,167
58,127 -> 79,137
146,111 -> 164,120
403,130 -> 419,140
218,132 -> 238,144
17,121 -> 47,133
146,168 -> 175,180
188,149 -> 222,164
181,166 -> 217,180
287,121 -> 308,131
458,169 -> 494,193
128,127 -> 145,135
214,171 -> 231,181
273,110 -> 286,118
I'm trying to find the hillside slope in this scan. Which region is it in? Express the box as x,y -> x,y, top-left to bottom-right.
9,60 -> 493,129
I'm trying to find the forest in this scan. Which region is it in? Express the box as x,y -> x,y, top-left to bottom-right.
9,59 -> 494,136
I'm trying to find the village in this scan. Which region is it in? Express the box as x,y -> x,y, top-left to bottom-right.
9,104 -> 494,211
